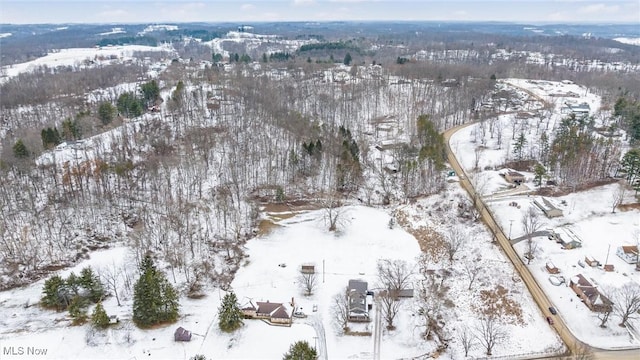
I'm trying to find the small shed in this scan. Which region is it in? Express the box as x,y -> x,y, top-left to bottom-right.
604,264 -> 615,272
301,264 -> 315,274
546,262 -> 560,274
585,256 -> 599,267
174,327 -> 192,342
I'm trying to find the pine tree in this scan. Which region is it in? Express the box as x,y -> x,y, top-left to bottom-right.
534,164 -> 546,186
61,118 -> 81,141
513,132 -> 527,161
69,296 -> 88,325
98,102 -> 115,125
66,272 -> 81,297
140,80 -> 160,108
283,340 -> 317,360
80,267 -> 105,302
343,52 -> 352,66
133,255 -> 179,327
12,139 -> 29,158
42,275 -> 66,310
218,292 -> 243,332
91,302 -> 110,328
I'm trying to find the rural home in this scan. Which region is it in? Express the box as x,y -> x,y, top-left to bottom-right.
533,197 -> 563,218
241,300 -> 292,325
502,170 -> 525,185
569,274 -> 613,313
549,227 -> 582,249
347,279 -> 370,322
616,245 -> 639,264
174,327 -> 192,342
255,301 -> 292,325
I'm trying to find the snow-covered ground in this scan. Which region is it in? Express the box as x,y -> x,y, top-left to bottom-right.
0,203 -> 565,359
0,44 -> 174,81
614,37 -> 640,46
451,78 -> 640,349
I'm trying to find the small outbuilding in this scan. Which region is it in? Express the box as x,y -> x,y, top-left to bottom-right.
504,171 -> 525,185
546,262 -> 560,274
533,197 -> 563,218
174,327 -> 192,342
584,255 -> 599,267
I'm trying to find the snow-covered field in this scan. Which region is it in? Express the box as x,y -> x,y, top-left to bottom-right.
0,44 -> 174,81
0,202 -> 566,359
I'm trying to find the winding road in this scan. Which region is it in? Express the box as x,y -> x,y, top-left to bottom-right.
443,123 -> 639,360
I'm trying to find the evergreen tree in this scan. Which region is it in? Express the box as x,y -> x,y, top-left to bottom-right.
61,118 -> 81,141
41,127 -> 62,149
133,255 -> 179,327
80,267 -> 105,302
91,302 -> 110,328
66,272 -> 81,297
283,340 -> 317,360
140,80 -> 160,108
534,164 -> 546,186
262,53 -> 268,63
343,52 -> 352,66
117,92 -> 144,118
513,132 -> 527,161
42,275 -> 66,310
12,139 -> 29,158
416,114 -> 446,169
218,292 -> 243,332
621,149 -> 640,184
68,296 -> 88,325
98,102 -> 116,125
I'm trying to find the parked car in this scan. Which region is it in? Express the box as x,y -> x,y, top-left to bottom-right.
549,306 -> 557,315
546,316 -> 554,325
293,311 -> 307,318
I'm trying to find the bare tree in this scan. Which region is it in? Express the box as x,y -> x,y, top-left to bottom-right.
521,207 -> 542,264
457,324 -> 475,357
332,292 -> 350,333
377,259 -> 414,298
597,306 -> 612,328
321,192 -> 347,232
378,290 -> 401,330
612,283 -> 640,327
444,226 -> 466,263
611,182 -> 626,213
298,272 -> 318,297
100,262 -> 123,306
474,315 -> 506,356
463,258 -> 483,291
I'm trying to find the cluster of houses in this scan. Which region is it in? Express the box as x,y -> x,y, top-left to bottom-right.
543,244 -> 639,313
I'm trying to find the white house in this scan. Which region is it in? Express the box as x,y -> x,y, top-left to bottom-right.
616,245 -> 639,264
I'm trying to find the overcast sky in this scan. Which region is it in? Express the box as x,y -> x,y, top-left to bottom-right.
1,0 -> 639,24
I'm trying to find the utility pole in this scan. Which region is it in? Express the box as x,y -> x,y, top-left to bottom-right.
604,244 -> 611,266
509,219 -> 514,240
323,259 -> 325,283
